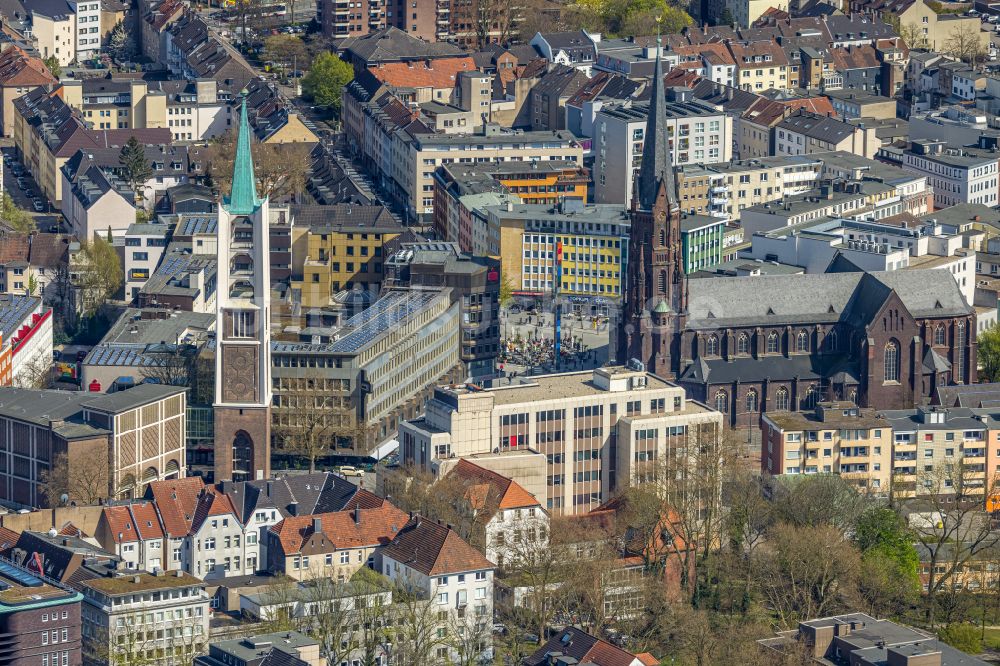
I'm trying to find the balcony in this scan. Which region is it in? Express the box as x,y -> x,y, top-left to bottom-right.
710,197 -> 727,206
711,185 -> 729,194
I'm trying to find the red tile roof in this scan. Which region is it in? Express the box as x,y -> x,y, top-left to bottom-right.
0,233 -> 29,264
380,516 -> 493,576
636,653 -> 659,666
190,490 -> 239,533
102,506 -> 140,544
129,502 -> 165,540
781,96 -> 835,116
269,501 -> 408,555
146,476 -> 204,537
449,459 -> 541,512
0,47 -> 56,87
372,56 -> 477,90
727,40 -> 790,68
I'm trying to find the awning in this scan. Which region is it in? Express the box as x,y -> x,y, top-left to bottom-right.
368,439 -> 399,461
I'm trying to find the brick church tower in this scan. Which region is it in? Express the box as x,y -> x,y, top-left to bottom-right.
618,39 -> 687,379
213,97 -> 272,482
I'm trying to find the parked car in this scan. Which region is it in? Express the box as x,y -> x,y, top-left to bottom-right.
337,465 -> 364,478
32,199 -> 44,212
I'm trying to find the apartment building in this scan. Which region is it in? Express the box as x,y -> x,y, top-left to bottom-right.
397,127 -> 583,222
705,155 -> 822,220
400,367 -> 723,514
482,200 -> 631,306
60,78 -> 227,141
593,96 -> 732,206
728,41 -> 789,91
881,406 -> 992,500
60,151 -> 135,242
0,555 -> 83,666
315,0 -> 386,38
76,562 -> 209,665
680,215 -> 726,273
0,46 -> 57,137
0,384 -> 186,506
123,224 -> 170,302
196,631 -> 321,666
267,497 -> 408,581
378,516 -> 495,664
775,110 -> 878,159
0,295 -> 53,388
762,402 -> 892,492
288,205 -> 411,310
28,0 -> 75,67
901,140 -> 999,209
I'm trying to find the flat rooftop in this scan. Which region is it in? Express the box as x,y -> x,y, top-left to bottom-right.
485,370 -> 675,406
327,288 -> 446,354
80,568 -> 204,595
0,559 -> 81,611
0,295 -> 41,340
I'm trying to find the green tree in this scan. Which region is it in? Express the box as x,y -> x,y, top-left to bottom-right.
118,136 -> 152,203
78,237 -> 123,315
301,52 -> 354,114
568,0 -> 692,38
719,7 -> 734,25
500,273 -> 514,309
853,506 -> 920,581
42,56 -> 60,78
1,193 -> 35,232
938,623 -> 982,654
978,323 -> 1000,382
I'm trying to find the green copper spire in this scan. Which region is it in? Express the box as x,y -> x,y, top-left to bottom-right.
226,96 -> 260,215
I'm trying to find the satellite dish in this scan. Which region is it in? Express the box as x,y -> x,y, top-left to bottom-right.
60,494 -> 69,505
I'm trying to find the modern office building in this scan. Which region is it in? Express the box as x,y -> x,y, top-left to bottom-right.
400,366 -> 723,514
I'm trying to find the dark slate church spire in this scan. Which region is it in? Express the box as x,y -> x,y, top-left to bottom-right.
636,32 -> 677,212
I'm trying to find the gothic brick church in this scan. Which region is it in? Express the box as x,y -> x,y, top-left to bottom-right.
618,50 -> 977,428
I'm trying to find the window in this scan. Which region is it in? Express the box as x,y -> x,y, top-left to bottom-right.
204,537 -> 215,550
737,333 -> 750,355
715,390 -> 728,413
231,311 -> 255,339
884,341 -> 899,383
746,389 -> 758,413
775,387 -> 789,411
706,335 -> 719,355
437,592 -> 449,604
766,332 -> 779,354
796,330 -> 809,352
934,325 -> 946,345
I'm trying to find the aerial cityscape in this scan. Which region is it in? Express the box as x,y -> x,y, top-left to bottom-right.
0,0 -> 999,662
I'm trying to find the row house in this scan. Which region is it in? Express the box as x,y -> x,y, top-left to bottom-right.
93,473 -> 370,580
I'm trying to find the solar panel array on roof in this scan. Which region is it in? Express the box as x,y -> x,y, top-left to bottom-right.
0,296 -> 40,339
179,216 -> 217,236
328,291 -> 439,353
0,561 -> 43,587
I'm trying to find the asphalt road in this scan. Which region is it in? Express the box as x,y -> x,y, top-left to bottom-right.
0,146 -> 62,229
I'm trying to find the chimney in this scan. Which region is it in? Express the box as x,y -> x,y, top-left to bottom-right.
289,501 -> 299,516
354,509 -> 361,525
266,480 -> 273,497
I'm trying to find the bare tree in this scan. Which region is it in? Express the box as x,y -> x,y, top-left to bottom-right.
274,394 -> 365,473
945,23 -> 988,67
12,354 -> 51,389
208,131 -> 311,202
381,590 -> 449,665
139,345 -> 198,387
42,450 -> 113,507
909,462 -> 1000,627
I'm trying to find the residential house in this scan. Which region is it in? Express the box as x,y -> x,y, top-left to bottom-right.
774,109 -> 878,158
728,40 -> 789,92
525,627 -> 658,666
530,31 -> 598,76
60,151 -> 136,242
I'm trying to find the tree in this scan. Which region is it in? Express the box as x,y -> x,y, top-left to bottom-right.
567,0 -> 692,38
500,274 -> 514,310
140,345 -> 199,387
718,7 -> 734,26
207,132 -> 311,202
77,236 -> 123,316
853,505 -> 920,581
771,473 -> 868,533
107,20 -> 133,62
909,462 -> 1000,627
41,450 -> 113,507
301,52 -> 354,114
978,323 -> 1000,382
724,468 -> 774,611
1,194 -> 35,233
42,55 -> 60,78
264,34 -> 307,71
756,523 -> 860,626
381,589 -> 449,665
945,23 -> 988,67
274,395 -> 365,473
119,136 -> 152,203
886,13 -> 926,49
12,354 -> 50,389
939,622 -> 983,654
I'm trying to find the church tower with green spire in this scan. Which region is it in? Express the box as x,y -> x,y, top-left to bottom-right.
214,96 -> 272,482
617,34 -> 686,379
